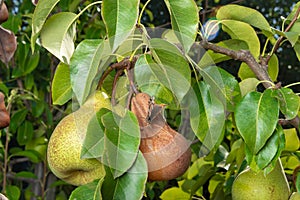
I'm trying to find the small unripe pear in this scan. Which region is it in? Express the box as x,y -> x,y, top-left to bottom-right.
47,91 -> 110,186
232,160 -> 290,200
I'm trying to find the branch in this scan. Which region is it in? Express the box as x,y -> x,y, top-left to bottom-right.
266,5 -> 300,63
200,40 -> 273,88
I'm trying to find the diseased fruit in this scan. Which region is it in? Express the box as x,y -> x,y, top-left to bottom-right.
0,3 -> 9,24
131,92 -> 191,181
0,92 -> 10,129
232,160 -> 290,200
47,91 -> 110,186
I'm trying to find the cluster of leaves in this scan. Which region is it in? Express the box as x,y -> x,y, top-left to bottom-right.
0,0 -> 299,199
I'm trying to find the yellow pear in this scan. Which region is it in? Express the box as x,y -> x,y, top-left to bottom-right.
290,192 -> 300,200
47,91 -> 111,186
232,160 -> 290,200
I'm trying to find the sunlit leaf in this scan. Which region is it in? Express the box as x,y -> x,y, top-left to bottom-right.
52,62 -> 72,105
221,20 -> 260,58
239,78 -> 259,97
70,39 -> 105,105
160,187 -> 190,200
102,111 -> 140,178
40,12 -> 77,64
81,108 -> 110,159
216,4 -> 272,35
235,89 -> 279,154
274,87 -> 300,120
101,151 -> 147,200
283,128 -> 300,151
164,0 -> 199,52
31,0 -> 60,51
69,179 -> 103,200
102,0 -> 139,51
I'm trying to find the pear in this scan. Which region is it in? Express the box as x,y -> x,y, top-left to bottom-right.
47,91 -> 111,186
131,93 -> 191,181
0,92 -> 10,129
290,192 -> 300,200
232,160 -> 290,200
0,3 -> 9,24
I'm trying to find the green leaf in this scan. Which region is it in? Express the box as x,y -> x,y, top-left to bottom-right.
9,109 -> 28,133
102,111 -> 140,178
198,39 -> 248,68
15,171 -> 37,179
294,41 -> 300,61
286,2 -> 300,21
40,12 -> 77,64
216,4 -> 272,35
200,66 -> 241,111
102,0 -> 139,51
238,53 -> 278,81
134,55 -> 177,107
31,0 -> 61,51
283,128 -> 300,151
69,179 -> 103,200
255,126 -> 285,169
274,87 -> 300,120
6,185 -> 21,200
164,0 -> 199,52
221,20 -> 260,58
81,108 -> 110,159
189,82 -> 225,152
285,31 -> 299,47
11,150 -> 41,163
160,187 -> 190,200
239,78 -> 259,97
17,121 -> 34,146
149,38 -> 191,104
70,39 -> 106,105
235,89 -> 279,154
52,62 -> 72,105
101,151 -> 147,200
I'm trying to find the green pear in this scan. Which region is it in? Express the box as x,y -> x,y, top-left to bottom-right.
290,192 -> 300,200
47,91 -> 111,186
232,160 -> 290,200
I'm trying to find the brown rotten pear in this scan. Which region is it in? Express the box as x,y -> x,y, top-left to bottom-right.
131,92 -> 191,181
47,91 -> 110,186
0,92 -> 10,129
0,3 -> 9,24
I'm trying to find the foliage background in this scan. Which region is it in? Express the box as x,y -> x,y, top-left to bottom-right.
0,0 -> 299,199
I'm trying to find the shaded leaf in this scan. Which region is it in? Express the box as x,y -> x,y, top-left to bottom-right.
0,26 -> 17,64
102,0 -> 139,51
221,20 -> 260,58
198,39 -> 248,68
6,185 -> 20,200
216,4 -> 272,35
164,0 -> 199,52
31,0 -> 60,51
69,179 -> 103,200
102,111 -> 140,178
235,89 -> 279,154
52,62 -> 72,105
189,81 -> 225,152
149,38 -> 191,104
9,109 -> 28,133
101,151 -> 147,200
17,121 -> 34,146
11,150 -> 41,163
15,171 -> 37,179
40,12 -> 77,64
274,87 -> 300,120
